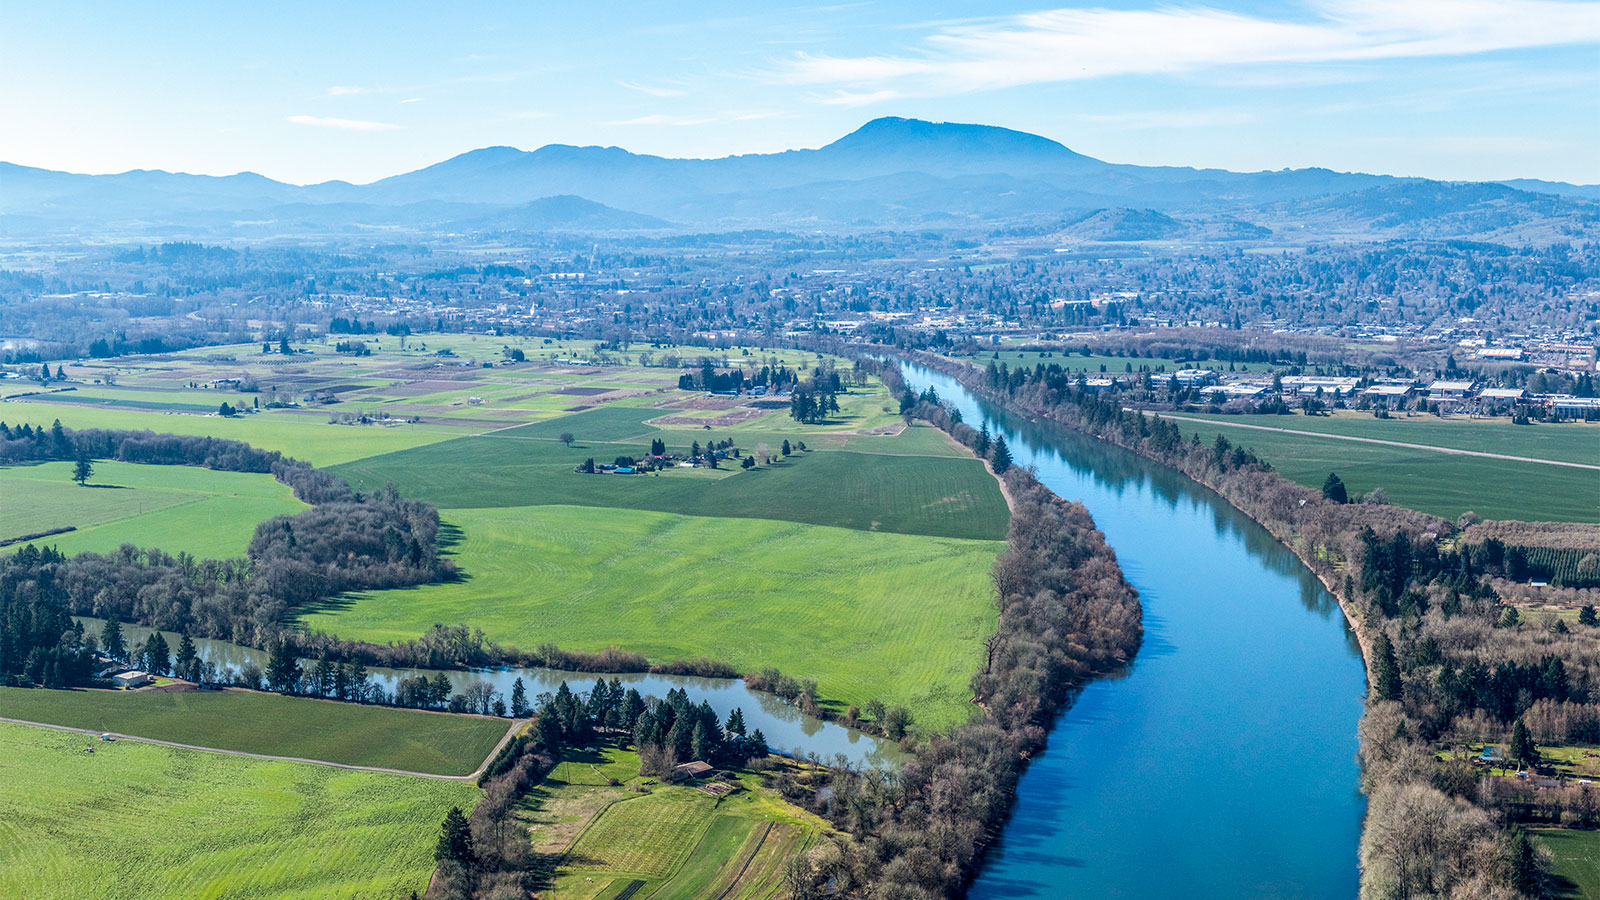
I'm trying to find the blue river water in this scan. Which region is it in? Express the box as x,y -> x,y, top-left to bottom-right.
901,362 -> 1367,899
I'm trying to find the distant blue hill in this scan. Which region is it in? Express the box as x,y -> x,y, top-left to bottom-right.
2,118 -> 1594,241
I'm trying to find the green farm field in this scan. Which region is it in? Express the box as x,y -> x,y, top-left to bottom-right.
0,403 -> 459,465
0,460 -> 305,558
1178,411 -> 1600,467
303,505 -> 1003,727
0,687 -> 508,775
333,431 -> 1009,541
1175,419 -> 1599,523
0,720 -> 475,900
1534,829 -> 1600,899
526,744 -> 822,900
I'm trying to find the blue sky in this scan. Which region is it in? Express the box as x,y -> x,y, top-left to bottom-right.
4,0 -> 1597,184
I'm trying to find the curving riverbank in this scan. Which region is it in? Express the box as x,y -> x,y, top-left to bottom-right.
898,358 -> 1368,897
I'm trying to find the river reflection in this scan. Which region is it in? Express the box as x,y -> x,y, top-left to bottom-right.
76,617 -> 905,769
902,361 -> 1366,900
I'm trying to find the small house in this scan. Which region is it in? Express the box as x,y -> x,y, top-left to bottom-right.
1480,745 -> 1504,764
671,761 -> 714,781
112,670 -> 152,689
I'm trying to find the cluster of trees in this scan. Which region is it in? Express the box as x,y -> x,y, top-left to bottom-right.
532,679 -> 769,772
328,316 -> 409,335
899,349 -> 1588,899
788,388 -> 838,424
0,546 -> 94,687
971,423 -> 1013,475
677,358 -> 747,393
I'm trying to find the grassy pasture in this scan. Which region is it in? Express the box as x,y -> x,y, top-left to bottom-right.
496,406 -> 666,442
332,435 -> 1008,540
568,789 -> 715,877
302,505 -> 1002,727
0,687 -> 507,775
1,460 -> 305,558
1177,420 -> 1599,523
0,721 -> 475,900
650,818 -> 804,900
0,404 -> 456,465
529,744 -> 821,900
1533,829 -> 1600,899
1179,411 -> 1600,467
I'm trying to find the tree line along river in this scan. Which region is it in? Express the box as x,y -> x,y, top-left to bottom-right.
901,361 -> 1367,899
73,616 -> 906,769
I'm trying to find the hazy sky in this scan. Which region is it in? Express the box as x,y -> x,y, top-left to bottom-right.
4,0 -> 1597,184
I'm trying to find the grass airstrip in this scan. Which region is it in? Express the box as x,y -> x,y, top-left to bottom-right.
1172,413 -> 1600,523
0,720 -> 476,900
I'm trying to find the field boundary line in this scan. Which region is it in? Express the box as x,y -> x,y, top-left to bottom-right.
0,714 -> 525,781
1144,412 -> 1600,471
709,821 -> 774,900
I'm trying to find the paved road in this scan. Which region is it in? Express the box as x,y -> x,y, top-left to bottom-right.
1148,413 -> 1600,471
0,714 -> 526,781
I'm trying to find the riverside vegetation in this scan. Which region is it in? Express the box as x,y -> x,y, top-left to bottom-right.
743,357 -> 1145,899
898,347 -> 1599,900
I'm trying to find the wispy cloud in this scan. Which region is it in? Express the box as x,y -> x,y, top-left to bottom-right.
811,88 -> 904,106
326,85 -> 369,96
609,113 -> 718,126
286,115 -> 401,132
770,0 -> 1600,100
1080,109 -> 1257,129
618,80 -> 686,97
401,97 -> 424,104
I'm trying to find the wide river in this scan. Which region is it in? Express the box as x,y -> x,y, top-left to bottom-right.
901,362 -> 1367,899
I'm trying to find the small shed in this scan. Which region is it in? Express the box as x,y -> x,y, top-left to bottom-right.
671,761 -> 714,782
112,670 -> 152,689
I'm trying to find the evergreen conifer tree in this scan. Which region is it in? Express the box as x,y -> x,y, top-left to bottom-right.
990,435 -> 1013,475
510,677 -> 529,718
1322,472 -> 1348,504
434,807 -> 474,864
100,617 -> 125,662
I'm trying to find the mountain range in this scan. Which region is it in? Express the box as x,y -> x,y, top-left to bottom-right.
3,117 -> 1596,243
